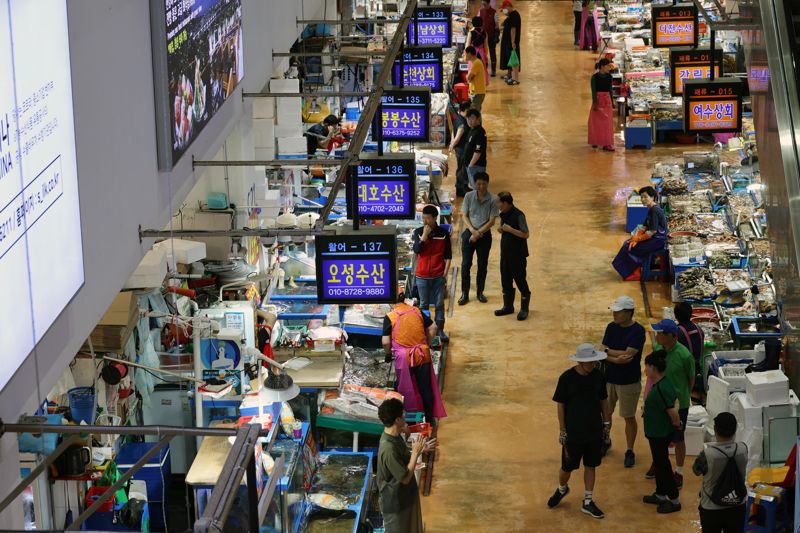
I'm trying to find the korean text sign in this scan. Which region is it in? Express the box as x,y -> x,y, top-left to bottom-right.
652,4 -> 698,48
407,6 -> 452,47
315,234 -> 398,304
669,48 -> 723,96
378,89 -> 431,142
347,155 -> 416,219
683,78 -> 744,133
392,46 -> 444,93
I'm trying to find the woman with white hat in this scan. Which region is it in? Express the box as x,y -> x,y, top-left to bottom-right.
548,343 -> 612,519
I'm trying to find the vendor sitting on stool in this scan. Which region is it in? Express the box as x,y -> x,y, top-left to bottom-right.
383,298 -> 447,425
612,186 -> 667,281
305,114 -> 342,157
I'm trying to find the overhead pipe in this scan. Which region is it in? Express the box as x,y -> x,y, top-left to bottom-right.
0,421 -> 269,438
138,227 -> 335,242
242,91 -> 371,98
296,18 -> 398,24
272,51 -> 387,58
191,158 -> 342,168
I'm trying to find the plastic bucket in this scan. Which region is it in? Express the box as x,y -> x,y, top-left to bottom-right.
85,486 -> 114,513
67,387 -> 95,424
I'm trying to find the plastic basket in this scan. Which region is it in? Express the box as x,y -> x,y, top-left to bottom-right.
67,387 -> 95,424
85,486 -> 114,513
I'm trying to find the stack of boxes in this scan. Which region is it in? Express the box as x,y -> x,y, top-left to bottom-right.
252,96 -> 276,160
271,78 -> 306,159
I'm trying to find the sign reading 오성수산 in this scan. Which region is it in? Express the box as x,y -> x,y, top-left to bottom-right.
669,47 -> 723,96
378,88 -> 431,143
683,78 -> 744,134
407,6 -> 452,48
347,154 -> 416,220
315,233 -> 397,304
652,4 -> 698,48
392,46 -> 444,93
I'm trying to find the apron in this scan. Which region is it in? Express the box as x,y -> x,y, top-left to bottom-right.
588,92 -> 614,147
390,307 -> 447,418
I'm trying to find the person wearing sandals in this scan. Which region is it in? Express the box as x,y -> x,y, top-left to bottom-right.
588,58 -> 616,151
548,343 -> 611,519
499,0 -> 521,85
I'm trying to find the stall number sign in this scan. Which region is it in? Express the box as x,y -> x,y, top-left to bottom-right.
378,89 -> 431,142
748,62 -> 770,94
392,47 -> 444,93
348,156 -> 416,219
407,6 -> 452,48
669,48 -> 723,96
315,234 -> 397,304
683,78 -> 744,133
652,4 -> 698,48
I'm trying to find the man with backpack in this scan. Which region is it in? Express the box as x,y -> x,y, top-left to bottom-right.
675,302 -> 705,401
692,412 -> 748,532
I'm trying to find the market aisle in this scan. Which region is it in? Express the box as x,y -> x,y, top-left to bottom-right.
421,2 -> 696,532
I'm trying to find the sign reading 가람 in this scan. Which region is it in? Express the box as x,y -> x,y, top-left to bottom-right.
669,47 -> 723,96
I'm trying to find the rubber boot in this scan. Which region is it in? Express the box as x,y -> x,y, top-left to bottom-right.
494,290 -> 515,316
517,294 -> 531,321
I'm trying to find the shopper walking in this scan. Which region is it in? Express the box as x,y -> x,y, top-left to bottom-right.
573,0 -> 584,46
466,19 -> 490,88
479,0 -> 499,76
459,172 -> 498,306
494,191 -> 531,320
692,412 -> 748,533
579,0 -> 601,51
377,398 -> 437,533
548,343 -> 611,519
499,0 -> 521,85
674,302 -> 706,401
642,350 -> 682,514
612,186 -> 668,280
465,46 -> 487,111
413,205 -> 452,340
382,300 -> 447,424
462,109 -> 487,190
449,101 -> 472,198
651,319 -> 695,489
587,58 -> 616,152
601,296 -> 646,468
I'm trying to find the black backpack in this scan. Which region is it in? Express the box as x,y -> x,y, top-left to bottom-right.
707,444 -> 747,507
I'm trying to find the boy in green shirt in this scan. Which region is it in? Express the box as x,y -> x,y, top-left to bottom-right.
651,319 -> 695,489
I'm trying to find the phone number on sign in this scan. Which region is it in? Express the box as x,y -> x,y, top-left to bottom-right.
325,287 -> 388,297
361,205 -> 407,214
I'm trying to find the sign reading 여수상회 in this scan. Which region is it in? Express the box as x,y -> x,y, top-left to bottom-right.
315,233 -> 398,304
683,77 -> 744,134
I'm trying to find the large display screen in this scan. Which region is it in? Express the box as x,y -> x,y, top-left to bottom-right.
652,4 -> 698,48
683,78 -> 744,133
669,48 -> 723,96
315,233 -> 397,304
392,46 -> 444,93
155,0 -> 244,168
0,0 -> 85,391
347,155 -> 416,220
378,89 -> 431,143
407,6 -> 452,48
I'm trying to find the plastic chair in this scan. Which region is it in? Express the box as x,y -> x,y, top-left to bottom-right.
642,250 -> 669,282
744,483 -> 791,532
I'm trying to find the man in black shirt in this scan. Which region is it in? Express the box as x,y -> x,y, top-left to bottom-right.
549,343 -> 612,519
493,191 -> 531,320
305,114 -> 341,157
462,109 -> 487,190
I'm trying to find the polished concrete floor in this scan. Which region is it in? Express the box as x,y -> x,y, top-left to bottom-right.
421,2 -> 703,531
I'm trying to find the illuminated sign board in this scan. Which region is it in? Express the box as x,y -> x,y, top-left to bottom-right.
407,6 -> 452,48
347,155 -> 416,220
652,4 -> 698,48
669,48 -> 723,96
683,78 -> 744,133
748,62 -> 770,94
378,88 -> 431,143
315,233 -> 397,304
392,46 -> 444,93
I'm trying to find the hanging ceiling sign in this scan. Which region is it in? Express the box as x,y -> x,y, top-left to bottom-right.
315,233 -> 397,304
392,46 -> 444,93
347,154 -> 416,220
378,88 -> 431,143
748,62 -> 770,94
683,78 -> 744,133
407,6 -> 452,48
652,4 -> 698,48
669,47 -> 723,96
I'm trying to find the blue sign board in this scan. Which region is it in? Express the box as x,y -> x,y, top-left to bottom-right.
347,155 -> 416,219
407,6 -> 452,48
392,46 -> 444,93
315,233 -> 397,304
378,88 -> 431,142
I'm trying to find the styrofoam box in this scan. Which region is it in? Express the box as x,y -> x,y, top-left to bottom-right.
255,147 -> 276,160
269,78 -> 300,93
746,370 -> 790,406
253,119 -> 275,148
277,137 -> 307,154
731,390 -> 800,430
669,425 -> 706,456
276,102 -> 303,123
154,239 -> 206,265
124,248 -> 167,289
275,123 -> 303,138
252,97 -> 275,119
718,364 -> 749,392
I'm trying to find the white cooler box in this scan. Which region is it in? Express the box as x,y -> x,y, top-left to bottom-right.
746,370 -> 790,406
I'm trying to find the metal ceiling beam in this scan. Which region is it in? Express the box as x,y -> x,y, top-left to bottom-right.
690,0 -> 760,30
192,158 -> 341,168
0,421 -> 269,438
296,18 -> 399,24
272,51 -> 387,58
317,0 -> 418,227
138,228 -> 335,241
243,91 -> 372,98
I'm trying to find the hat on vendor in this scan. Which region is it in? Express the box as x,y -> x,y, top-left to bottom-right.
500,0 -> 513,8
569,343 -> 607,363
651,319 -> 679,335
609,296 -> 635,312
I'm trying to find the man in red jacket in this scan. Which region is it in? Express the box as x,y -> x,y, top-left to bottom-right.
414,205 -> 452,341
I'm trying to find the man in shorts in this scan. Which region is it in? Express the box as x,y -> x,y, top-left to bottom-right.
602,296 -> 646,467
548,343 -> 612,519
652,319 -> 695,489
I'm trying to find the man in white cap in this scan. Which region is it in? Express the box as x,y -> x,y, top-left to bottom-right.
548,343 -> 612,519
601,296 -> 646,468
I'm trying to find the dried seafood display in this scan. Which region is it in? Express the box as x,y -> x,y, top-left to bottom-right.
712,269 -> 752,294
668,213 -> 697,233
668,192 -> 713,214
695,213 -> 733,237
677,267 -> 715,301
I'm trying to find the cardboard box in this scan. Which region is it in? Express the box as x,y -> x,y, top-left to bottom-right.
83,292 -> 140,352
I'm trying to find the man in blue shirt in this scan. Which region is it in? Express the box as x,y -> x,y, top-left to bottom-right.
601,296 -> 646,468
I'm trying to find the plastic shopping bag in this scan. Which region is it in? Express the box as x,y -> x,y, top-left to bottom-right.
508,49 -> 520,68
